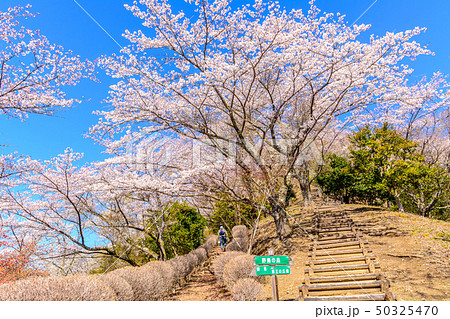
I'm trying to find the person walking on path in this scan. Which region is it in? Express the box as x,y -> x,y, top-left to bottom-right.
218,226 -> 228,251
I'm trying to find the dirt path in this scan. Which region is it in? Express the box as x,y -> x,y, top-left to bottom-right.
166,248 -> 232,301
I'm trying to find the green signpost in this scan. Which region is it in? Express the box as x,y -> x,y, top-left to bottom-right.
251,251 -> 294,301
254,255 -> 290,266
255,265 -> 291,276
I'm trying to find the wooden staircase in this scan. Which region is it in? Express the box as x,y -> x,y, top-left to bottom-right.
299,206 -> 396,301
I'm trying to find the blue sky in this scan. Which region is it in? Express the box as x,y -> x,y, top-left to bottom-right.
0,0 -> 449,164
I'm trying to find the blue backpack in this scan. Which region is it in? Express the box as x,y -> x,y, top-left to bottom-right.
219,229 -> 225,236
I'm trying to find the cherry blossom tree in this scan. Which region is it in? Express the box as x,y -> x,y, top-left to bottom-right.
0,154 -> 17,181
0,5 -> 95,120
90,136 -> 196,261
90,0 -> 438,238
0,5 -> 96,243
0,141 -> 205,272
0,150 -> 139,272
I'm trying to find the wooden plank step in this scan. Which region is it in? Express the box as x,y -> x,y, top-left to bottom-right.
318,209 -> 347,212
308,269 -> 376,277
317,234 -> 362,242
317,227 -> 355,232
314,218 -> 351,223
305,263 -> 380,273
315,214 -> 352,218
315,217 -> 353,222
312,237 -> 367,244
317,223 -> 354,228
315,213 -> 347,218
317,219 -> 353,224
309,248 -> 372,257
307,255 -> 376,266
302,294 -> 386,301
313,226 -> 355,233
308,288 -> 383,297
301,280 -> 382,291
314,215 -> 348,220
313,222 -> 355,229
310,240 -> 368,250
307,273 -> 380,284
316,234 -> 361,241
315,207 -> 341,211
314,222 -> 352,227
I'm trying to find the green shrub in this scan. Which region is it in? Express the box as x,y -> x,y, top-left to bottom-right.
144,201 -> 206,260
208,194 -> 257,235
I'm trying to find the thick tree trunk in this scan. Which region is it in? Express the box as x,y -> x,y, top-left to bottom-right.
421,192 -> 440,218
268,197 -> 291,239
394,191 -> 404,213
342,194 -> 350,204
153,232 -> 167,261
271,208 -> 292,239
296,162 -> 313,206
158,237 -> 167,261
301,183 -> 312,206
317,186 -> 323,199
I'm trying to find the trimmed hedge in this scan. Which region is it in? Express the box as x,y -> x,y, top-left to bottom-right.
0,233 -> 218,301
222,254 -> 255,289
0,274 -> 116,301
100,272 -> 134,301
212,251 -> 245,282
226,225 -> 249,252
231,278 -> 263,301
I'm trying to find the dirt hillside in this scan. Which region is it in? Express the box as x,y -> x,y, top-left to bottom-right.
165,202 -> 449,301
253,203 -> 450,301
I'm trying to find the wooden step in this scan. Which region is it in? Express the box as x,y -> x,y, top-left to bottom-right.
315,213 -> 347,218
301,280 -> 390,297
316,215 -> 352,219
315,207 -> 341,211
310,240 -> 368,250
309,248 -> 372,257
301,293 -> 386,301
307,273 -> 380,284
312,216 -> 353,224
317,233 -> 362,242
313,226 -> 355,233
305,263 -> 380,273
316,223 -> 354,228
301,280 -> 383,292
314,218 -> 350,223
315,217 -> 353,223
314,209 -> 347,213
307,255 -> 376,266
316,221 -> 354,228
312,237 -> 367,244
308,288 -> 384,297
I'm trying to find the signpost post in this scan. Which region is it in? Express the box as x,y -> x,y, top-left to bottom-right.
251,250 -> 294,301
270,250 -> 279,301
